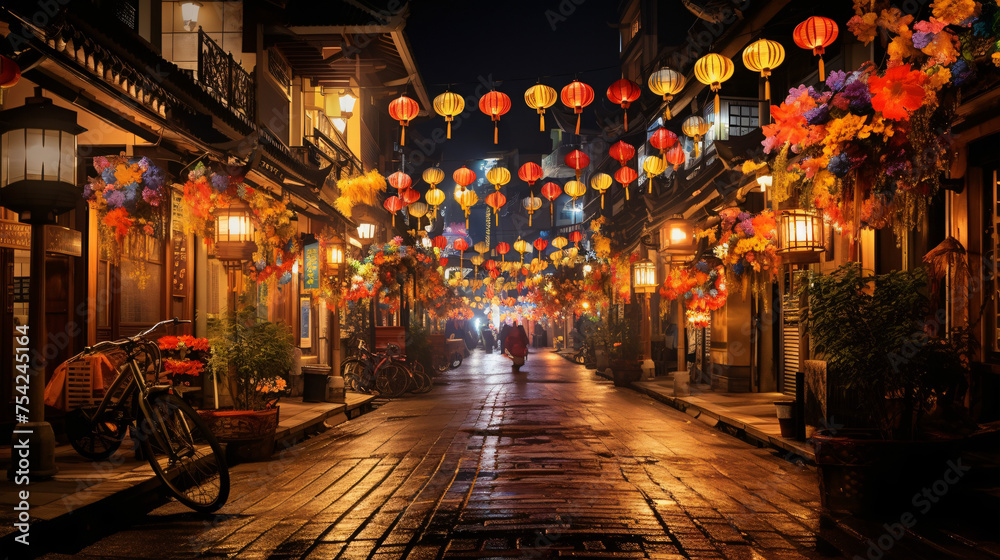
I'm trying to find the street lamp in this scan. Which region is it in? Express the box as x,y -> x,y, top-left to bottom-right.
181,1 -> 202,31
357,221 -> 376,243
0,88 -> 86,478
339,91 -> 358,119
331,117 -> 347,135
633,258 -> 657,378
661,215 -> 695,255
212,201 -> 256,406
324,236 -> 346,372
778,209 -> 824,263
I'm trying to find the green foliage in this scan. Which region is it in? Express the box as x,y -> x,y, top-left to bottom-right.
606,308 -> 641,363
803,263 -> 969,439
208,303 -> 295,411
406,320 -> 433,374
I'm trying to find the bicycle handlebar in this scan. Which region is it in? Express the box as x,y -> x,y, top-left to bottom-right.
75,317 -> 191,359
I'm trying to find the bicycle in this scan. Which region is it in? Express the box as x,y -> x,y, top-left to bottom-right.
63,318 -> 230,513
341,339 -> 407,396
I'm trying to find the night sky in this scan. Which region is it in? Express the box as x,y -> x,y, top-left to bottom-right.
405,0 -> 624,166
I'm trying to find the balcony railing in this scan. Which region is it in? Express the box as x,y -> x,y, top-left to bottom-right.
198,28 -> 255,121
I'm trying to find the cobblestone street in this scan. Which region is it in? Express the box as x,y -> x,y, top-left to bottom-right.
45,350 -> 840,559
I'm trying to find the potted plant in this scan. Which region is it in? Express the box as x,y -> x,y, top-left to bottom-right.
202,303 -> 294,462
156,334 -> 211,393
803,263 -> 974,515
608,312 -> 642,387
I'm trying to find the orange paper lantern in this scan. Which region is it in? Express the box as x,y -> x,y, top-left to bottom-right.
793,16 -> 839,81
607,78 -> 641,131
388,95 -> 419,146
485,191 -> 507,226
383,195 -> 404,226
479,90 -> 512,144
649,128 -> 678,155
495,241 -> 511,261
560,80 -> 594,134
453,166 -> 476,189
518,162 -> 543,186
432,235 -> 448,249
609,141 -> 635,166
665,144 -> 686,170
533,238 -> 548,252
614,167 -> 638,201
564,149 -> 589,181
540,182 -> 562,225
388,171 -> 412,191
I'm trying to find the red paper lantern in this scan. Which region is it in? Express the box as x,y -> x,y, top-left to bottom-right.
665,144 -> 686,170
518,162 -> 543,186
649,128 -> 679,155
485,191 -> 507,226
489,270 -> 499,279
479,90 -> 512,144
0,55 -> 22,88
533,238 -> 548,252
607,78 -> 641,131
568,230 -> 583,246
439,257 -> 448,267
484,259 -> 496,271
561,80 -> 594,134
614,167 -> 638,201
383,195 -> 404,226
401,188 -> 420,205
453,166 -> 477,188
519,268 -> 529,278
453,238 -> 469,252
793,16 -> 839,81
388,171 -> 412,191
496,242 -> 511,261
540,181 -> 562,226
564,149 -> 589,180
388,95 -> 419,146
609,141 -> 636,166
433,235 -> 448,249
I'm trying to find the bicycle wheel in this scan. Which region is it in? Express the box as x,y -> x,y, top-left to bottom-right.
66,407 -> 128,461
409,361 -> 432,394
450,352 -> 463,369
342,359 -> 373,393
137,393 -> 229,512
375,364 -> 409,398
433,354 -> 449,373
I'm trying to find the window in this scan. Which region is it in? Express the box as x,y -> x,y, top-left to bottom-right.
119,236 -> 163,324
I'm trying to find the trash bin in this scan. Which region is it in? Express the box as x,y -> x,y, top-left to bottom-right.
302,364 -> 332,403
326,375 -> 345,403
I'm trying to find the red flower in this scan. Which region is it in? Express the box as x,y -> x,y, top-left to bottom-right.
157,336 -> 179,350
868,64 -> 927,121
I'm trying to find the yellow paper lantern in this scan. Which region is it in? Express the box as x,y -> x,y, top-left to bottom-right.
590,172 -> 613,209
522,195 -> 542,227
474,241 -> 489,254
551,236 -> 568,250
682,115 -> 711,158
648,67 -> 686,120
432,91 -> 465,139
513,238 -> 529,263
694,53 -> 734,121
425,187 -> 445,218
742,38 -> 785,101
564,179 -> 586,202
486,166 -> 511,190
524,84 -> 558,132
642,156 -> 666,193
422,167 -> 445,187
456,188 -> 478,229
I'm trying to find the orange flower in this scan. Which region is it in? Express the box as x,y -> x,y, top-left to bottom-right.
868,64 -> 927,121
157,336 -> 179,350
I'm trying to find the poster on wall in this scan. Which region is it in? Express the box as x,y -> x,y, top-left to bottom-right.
300,296 -> 311,348
303,242 -> 320,290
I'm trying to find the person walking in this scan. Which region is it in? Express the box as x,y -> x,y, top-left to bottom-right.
504,320 -> 530,372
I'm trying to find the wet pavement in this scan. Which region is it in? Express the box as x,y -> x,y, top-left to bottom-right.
42,350 -> 840,559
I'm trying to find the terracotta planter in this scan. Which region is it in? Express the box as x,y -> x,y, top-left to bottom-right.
198,407 -> 279,463
774,401 -> 796,438
812,429 -> 963,516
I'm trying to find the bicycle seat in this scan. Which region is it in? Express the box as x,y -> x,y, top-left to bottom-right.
386,343 -> 401,357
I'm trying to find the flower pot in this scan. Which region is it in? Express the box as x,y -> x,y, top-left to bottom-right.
812,429 -> 963,516
774,401 -> 796,438
611,360 -> 642,387
198,407 -> 279,463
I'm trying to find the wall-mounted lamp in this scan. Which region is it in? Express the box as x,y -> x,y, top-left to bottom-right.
331,117 -> 347,134
339,91 -> 358,119
756,174 -> 773,192
181,1 -> 202,32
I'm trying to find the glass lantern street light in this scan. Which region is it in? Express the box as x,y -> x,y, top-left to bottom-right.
0,88 -> 86,478
213,201 -> 257,263
339,91 -> 358,118
327,243 -> 345,268
662,215 -> 695,256
778,209 -> 824,263
633,259 -> 657,294
0,88 -> 86,222
181,1 -> 202,31
332,117 -> 347,134
357,222 -> 377,243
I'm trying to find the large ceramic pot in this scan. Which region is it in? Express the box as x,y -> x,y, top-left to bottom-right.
610,359 -> 642,387
812,429 -> 964,516
198,407 -> 279,463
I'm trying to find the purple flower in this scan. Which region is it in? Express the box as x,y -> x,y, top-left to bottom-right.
912,31 -> 933,49
951,60 -> 972,86
104,189 -> 126,208
142,186 -> 163,206
737,219 -> 755,237
101,168 -> 117,184
211,174 -> 229,192
826,70 -> 848,92
844,80 -> 872,114
142,164 -> 164,190
695,260 -> 709,273
93,156 -> 110,173
805,105 -> 831,125
737,211 -> 750,221
828,153 -> 852,177
82,183 -> 94,199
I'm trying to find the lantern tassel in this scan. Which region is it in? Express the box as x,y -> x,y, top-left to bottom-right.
529,212 -> 533,227
447,120 -> 452,139
765,78 -> 770,102
494,122 -> 498,144
601,193 -> 605,210
624,110 -> 628,132
495,210 -> 499,226
665,95 -> 673,120
575,114 -> 581,135
539,111 -> 545,132
550,203 -> 554,226
649,179 -> 653,194
625,186 -> 630,201
818,57 -> 826,82
714,93 -> 720,124
400,124 -> 406,146
392,214 -> 396,227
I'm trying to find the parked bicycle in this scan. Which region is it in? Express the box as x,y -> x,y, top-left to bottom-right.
341,339 -> 432,397
63,318 -> 230,513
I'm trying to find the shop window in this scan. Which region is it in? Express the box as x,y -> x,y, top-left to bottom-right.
119,236 -> 163,325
